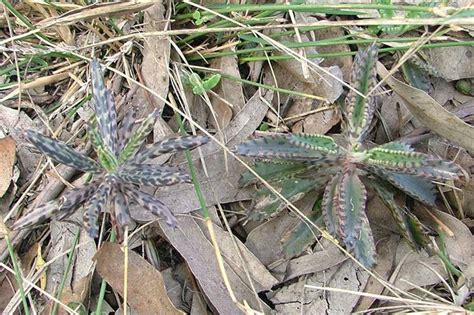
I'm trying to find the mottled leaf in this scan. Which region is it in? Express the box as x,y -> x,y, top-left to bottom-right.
111,185 -> 131,228
368,180 -> 428,249
87,125 -> 117,171
118,110 -> 136,152
371,168 -> 436,205
239,161 -> 309,187
322,174 -> 341,238
346,44 -> 378,145
236,136 -> 328,161
401,58 -> 432,92
118,109 -> 160,164
83,179 -> 112,237
11,200 -> 60,230
91,59 -> 118,155
118,164 -> 191,187
352,214 -> 376,268
366,147 -> 431,169
57,180 -> 102,220
123,185 -> 177,227
250,177 -> 323,220
133,135 -> 209,164
24,130 -> 100,173
336,171 -> 367,250
282,200 -> 324,259
289,134 -> 341,154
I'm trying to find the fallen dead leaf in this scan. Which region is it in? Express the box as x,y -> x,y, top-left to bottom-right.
94,242 -> 184,315
427,46 -> 474,81
378,62 -> 474,153
0,137 -> 16,198
159,216 -> 273,314
209,51 -> 245,128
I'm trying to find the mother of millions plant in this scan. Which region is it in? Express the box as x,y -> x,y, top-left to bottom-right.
12,60 -> 209,237
236,44 -> 463,267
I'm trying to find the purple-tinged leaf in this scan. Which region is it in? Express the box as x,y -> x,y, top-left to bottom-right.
117,164 -> 191,187
57,180 -> 102,220
118,110 -> 136,152
83,180 -> 112,237
111,185 -> 132,228
91,59 -> 118,155
346,44 -> 378,145
122,185 -> 177,228
322,174 -> 341,238
133,135 -> 210,164
236,136 -> 329,161
336,170 -> 367,250
24,130 -> 100,173
11,200 -> 60,230
352,214 -> 376,268
371,168 -> 436,205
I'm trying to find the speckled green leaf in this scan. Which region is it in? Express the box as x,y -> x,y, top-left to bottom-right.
236,136 -> 328,161
250,177 -> 323,220
239,161 -> 309,186
366,147 -> 430,169
118,109 -> 160,164
372,168 -> 436,205
24,130 -> 100,173
368,180 -> 428,249
289,134 -> 341,154
336,171 -> 367,250
346,44 -> 378,145
322,174 -> 341,238
282,201 -> 323,259
352,214 -> 376,268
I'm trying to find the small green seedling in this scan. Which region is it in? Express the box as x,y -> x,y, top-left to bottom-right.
187,72 -> 221,95
13,60 -> 209,237
236,44 -> 463,267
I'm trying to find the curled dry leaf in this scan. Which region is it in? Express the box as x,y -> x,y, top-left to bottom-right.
94,242 -> 184,315
0,137 -> 16,198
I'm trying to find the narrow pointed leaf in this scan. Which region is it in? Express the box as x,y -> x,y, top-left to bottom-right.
133,135 -> 210,164
111,185 -> 132,228
366,147 -> 432,169
346,44 -> 378,144
239,161 -> 309,186
122,185 -> 176,227
118,110 -> 136,152
377,141 -> 413,152
352,214 -> 377,268
371,168 -> 436,205
91,59 -> 118,155
282,203 -> 323,259
117,165 -> 191,187
87,125 -> 117,171
83,180 -> 112,237
322,174 -> 341,238
12,200 -> 60,230
368,180 -> 428,249
289,134 -> 341,154
118,109 -> 160,164
24,130 -> 100,173
57,180 -> 102,220
236,136 -> 328,161
336,171 -> 367,250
